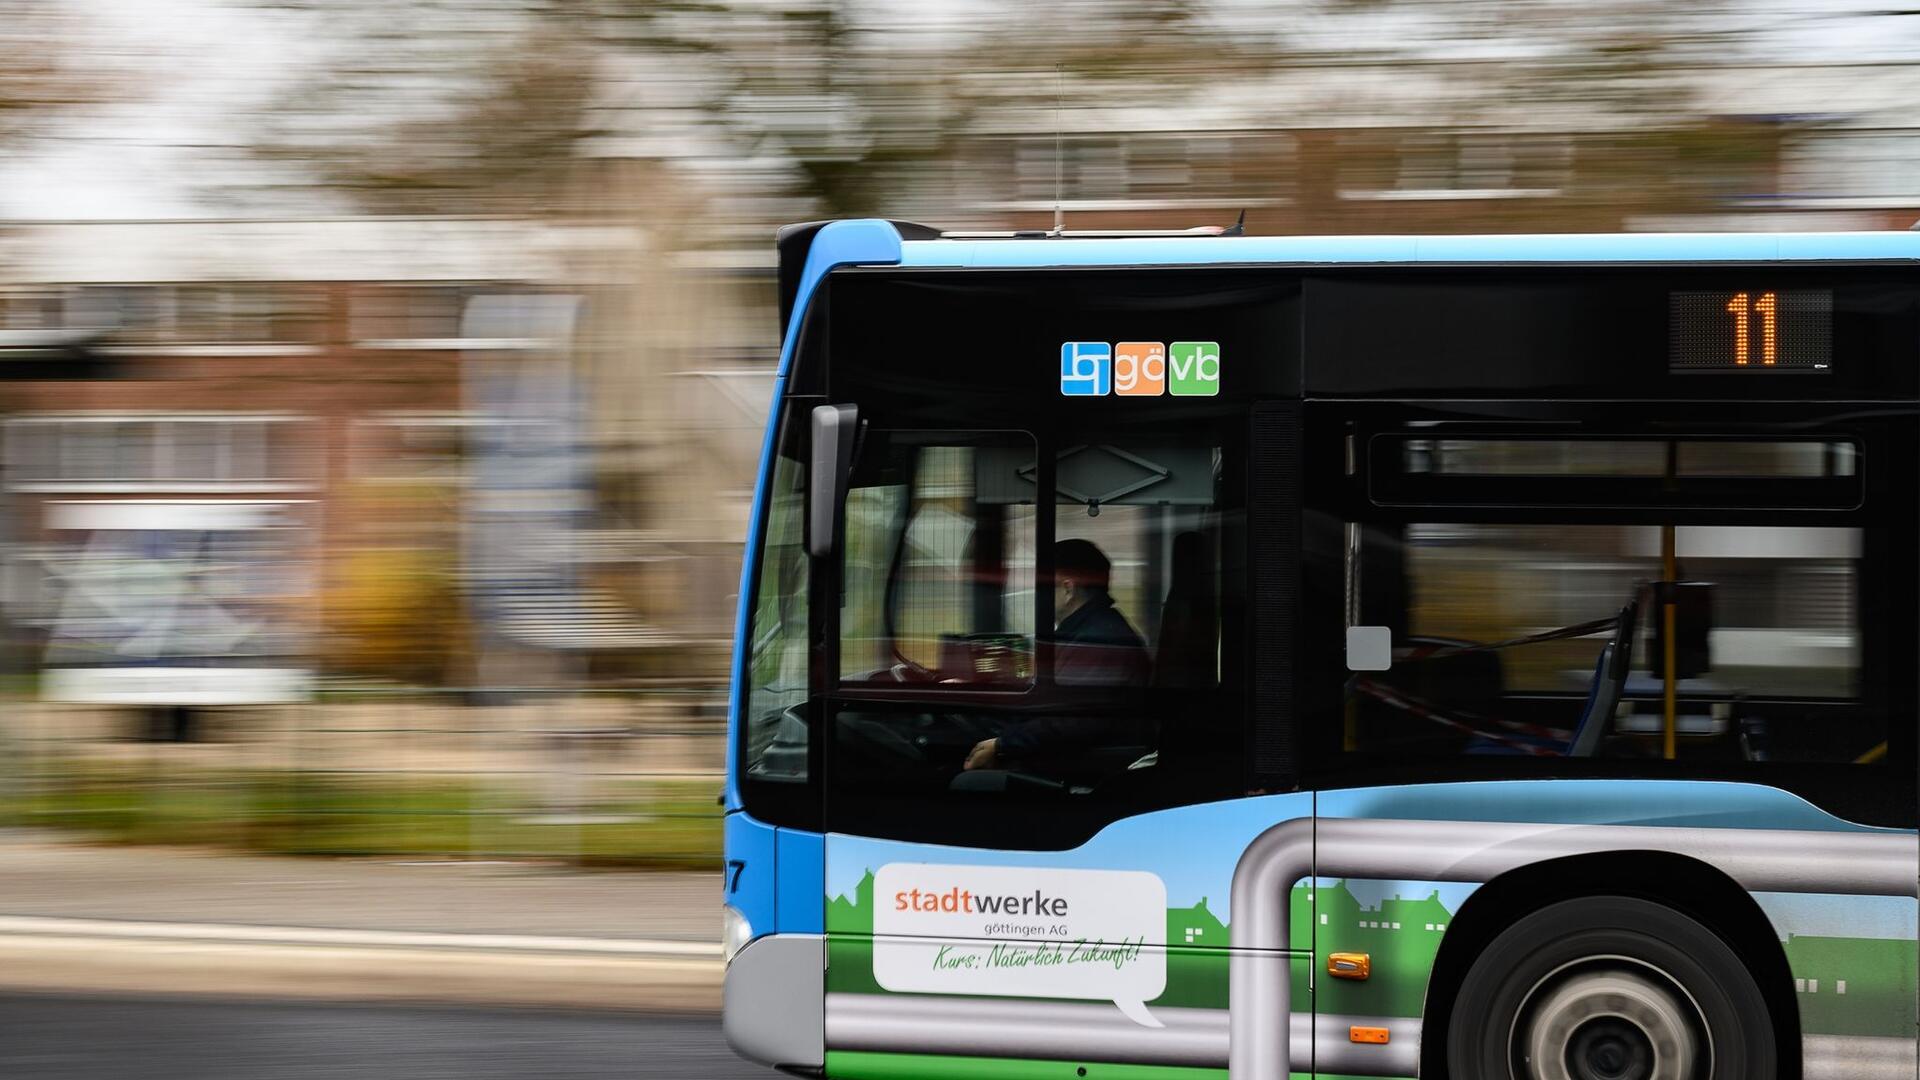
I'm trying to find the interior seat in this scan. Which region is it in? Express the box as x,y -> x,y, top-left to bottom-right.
1567,598 -> 1639,757
1463,598 -> 1638,757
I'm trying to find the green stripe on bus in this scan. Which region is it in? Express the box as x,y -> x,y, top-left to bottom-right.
823,1052 -> 1400,1080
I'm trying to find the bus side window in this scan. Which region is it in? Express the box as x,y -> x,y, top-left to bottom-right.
1344,520 -> 1874,765
1336,433 -> 1884,768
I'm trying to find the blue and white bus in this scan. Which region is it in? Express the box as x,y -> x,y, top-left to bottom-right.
722,221 -> 1920,1080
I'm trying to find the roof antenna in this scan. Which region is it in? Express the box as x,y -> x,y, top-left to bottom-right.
1224,209 -> 1246,237
1052,64 -> 1065,238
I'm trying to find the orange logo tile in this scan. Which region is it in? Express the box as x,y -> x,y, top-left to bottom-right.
1113,342 -> 1166,396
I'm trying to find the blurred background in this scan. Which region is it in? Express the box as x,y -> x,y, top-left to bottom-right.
0,0 -> 1916,1075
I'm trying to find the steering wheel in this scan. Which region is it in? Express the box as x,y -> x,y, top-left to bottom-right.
888,657 -> 939,683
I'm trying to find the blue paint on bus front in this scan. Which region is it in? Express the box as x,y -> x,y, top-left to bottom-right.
724,219 -> 906,943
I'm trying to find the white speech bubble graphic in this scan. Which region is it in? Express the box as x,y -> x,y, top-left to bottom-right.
871,863 -> 1168,1027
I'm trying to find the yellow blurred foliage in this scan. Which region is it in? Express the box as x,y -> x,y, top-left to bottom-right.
324,545 -> 468,686
321,475 -> 471,691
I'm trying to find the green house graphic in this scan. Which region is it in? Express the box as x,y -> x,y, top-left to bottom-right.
1168,897 -> 1228,947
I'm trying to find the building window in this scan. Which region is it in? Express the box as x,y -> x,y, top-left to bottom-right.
102,285 -> 324,345
349,286 -> 576,350
349,415 -> 476,484
351,285 -> 473,342
1002,133 -> 1273,207
1338,130 -> 1570,201
1,286 -> 135,333
5,416 -> 314,491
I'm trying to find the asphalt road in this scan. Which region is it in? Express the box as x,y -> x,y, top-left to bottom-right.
0,994 -> 771,1080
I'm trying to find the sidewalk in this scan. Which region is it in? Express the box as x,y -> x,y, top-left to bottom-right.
0,835 -> 724,1010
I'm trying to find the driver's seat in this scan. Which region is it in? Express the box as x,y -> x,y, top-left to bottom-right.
1466,599 -> 1638,757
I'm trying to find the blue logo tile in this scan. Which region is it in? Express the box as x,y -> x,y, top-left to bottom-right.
1060,342 -> 1111,396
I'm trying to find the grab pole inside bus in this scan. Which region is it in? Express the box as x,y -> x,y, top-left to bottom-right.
1661,441 -> 1678,761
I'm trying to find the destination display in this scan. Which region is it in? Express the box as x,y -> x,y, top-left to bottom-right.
1670,288 -> 1833,372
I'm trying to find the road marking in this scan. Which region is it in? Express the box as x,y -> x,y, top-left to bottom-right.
0,916 -> 721,958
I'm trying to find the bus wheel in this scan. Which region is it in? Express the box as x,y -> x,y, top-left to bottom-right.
1445,896 -> 1775,1080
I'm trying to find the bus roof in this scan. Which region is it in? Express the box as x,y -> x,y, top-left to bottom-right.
897,230 -> 1920,270
775,219 -> 1920,350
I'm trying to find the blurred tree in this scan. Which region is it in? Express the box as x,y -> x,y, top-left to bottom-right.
94,0 -> 1920,230
0,1 -> 122,147
700,1 -> 973,216
974,0 -> 1264,81
237,0 -> 972,218
1302,0 -> 1787,226
241,0 -> 609,214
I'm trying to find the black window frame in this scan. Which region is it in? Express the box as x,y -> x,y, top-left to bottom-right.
1298,399 -> 1918,829
1369,431 -> 1866,511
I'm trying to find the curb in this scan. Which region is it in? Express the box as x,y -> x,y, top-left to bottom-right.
0,917 -> 723,1011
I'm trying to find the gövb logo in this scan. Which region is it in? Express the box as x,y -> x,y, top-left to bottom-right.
1059,341 -> 1219,397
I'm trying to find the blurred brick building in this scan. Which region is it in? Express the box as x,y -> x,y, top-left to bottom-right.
0,216 -> 769,692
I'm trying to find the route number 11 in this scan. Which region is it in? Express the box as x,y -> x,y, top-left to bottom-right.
1726,291 -> 1778,366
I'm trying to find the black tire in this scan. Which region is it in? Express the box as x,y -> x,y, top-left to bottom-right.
1446,896 -> 1776,1080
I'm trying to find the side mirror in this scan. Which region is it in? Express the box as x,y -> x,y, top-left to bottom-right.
806,404 -> 860,558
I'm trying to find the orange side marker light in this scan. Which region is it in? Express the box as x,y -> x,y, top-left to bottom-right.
1327,952 -> 1371,981
1350,1026 -> 1390,1045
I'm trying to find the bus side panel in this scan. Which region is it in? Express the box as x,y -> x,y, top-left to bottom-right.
821,793 -> 1318,1079
777,827 -> 825,934
1311,779 -> 1918,1080
725,811 -> 780,940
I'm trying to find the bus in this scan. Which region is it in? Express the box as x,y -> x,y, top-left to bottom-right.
721,221 -> 1920,1080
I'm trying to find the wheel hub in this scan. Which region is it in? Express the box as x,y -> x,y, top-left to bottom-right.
1521,968 -> 1702,1080
1567,1016 -> 1654,1080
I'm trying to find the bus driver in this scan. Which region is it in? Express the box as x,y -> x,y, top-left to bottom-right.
963,539 -> 1151,771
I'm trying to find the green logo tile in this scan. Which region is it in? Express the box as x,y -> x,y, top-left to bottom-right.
1168,342 -> 1220,396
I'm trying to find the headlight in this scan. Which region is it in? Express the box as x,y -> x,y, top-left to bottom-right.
722,905 -> 753,968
